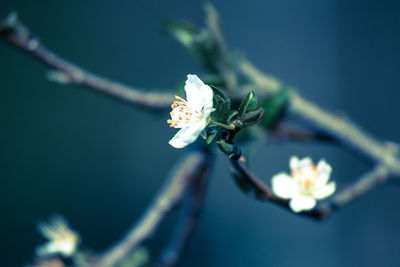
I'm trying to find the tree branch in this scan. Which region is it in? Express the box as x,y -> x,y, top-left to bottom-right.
158,154 -> 212,267
94,150 -> 211,267
0,13 -> 173,110
270,123 -> 336,143
239,59 -> 400,176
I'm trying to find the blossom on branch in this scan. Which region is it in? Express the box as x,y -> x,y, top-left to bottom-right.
36,215 -> 80,258
271,156 -> 336,212
168,74 -> 213,148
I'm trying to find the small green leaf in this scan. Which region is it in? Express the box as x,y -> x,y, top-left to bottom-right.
227,110 -> 239,123
216,98 -> 231,123
260,87 -> 292,130
210,85 -> 226,101
238,91 -> 257,115
205,127 -> 218,144
217,140 -> 240,158
164,20 -> 198,48
202,74 -> 226,88
240,107 -> 264,126
164,21 -> 219,73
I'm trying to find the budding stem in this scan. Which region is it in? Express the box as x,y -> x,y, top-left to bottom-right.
210,121 -> 236,130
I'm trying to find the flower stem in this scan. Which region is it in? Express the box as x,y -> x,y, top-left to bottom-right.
210,121 -> 236,130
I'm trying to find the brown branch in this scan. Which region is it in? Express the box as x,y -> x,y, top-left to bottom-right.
93,150 -> 211,267
230,155 -> 392,220
158,154 -> 212,267
0,13 -> 173,110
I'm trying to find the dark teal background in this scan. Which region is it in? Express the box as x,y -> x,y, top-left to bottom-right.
1,0 -> 400,266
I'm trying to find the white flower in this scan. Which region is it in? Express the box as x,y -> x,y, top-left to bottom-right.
36,216 -> 80,258
271,156 -> 336,212
168,74 -> 213,148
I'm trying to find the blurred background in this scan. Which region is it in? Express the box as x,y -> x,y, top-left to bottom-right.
1,0 -> 400,266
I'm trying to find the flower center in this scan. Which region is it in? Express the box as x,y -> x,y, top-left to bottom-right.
167,96 -> 204,128
292,164 -> 319,189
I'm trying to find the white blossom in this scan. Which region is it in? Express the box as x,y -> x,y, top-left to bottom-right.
168,74 -> 213,148
36,216 -> 80,258
271,156 -> 336,212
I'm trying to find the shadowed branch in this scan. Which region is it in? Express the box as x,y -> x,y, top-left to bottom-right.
94,150 -> 211,267
158,154 -> 212,267
0,13 -> 173,110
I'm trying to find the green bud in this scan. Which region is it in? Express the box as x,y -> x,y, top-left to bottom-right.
240,107 -> 264,126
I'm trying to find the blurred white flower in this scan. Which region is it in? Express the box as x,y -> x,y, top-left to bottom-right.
168,74 -> 213,148
36,215 -> 79,258
271,156 -> 336,212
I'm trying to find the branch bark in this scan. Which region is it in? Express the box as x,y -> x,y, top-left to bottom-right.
0,13 -> 173,110
94,150 -> 211,267
158,155 -> 212,267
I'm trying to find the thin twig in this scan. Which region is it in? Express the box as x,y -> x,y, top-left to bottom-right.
0,13 -> 173,110
204,3 -> 237,94
158,154 -> 212,267
94,151 -> 210,267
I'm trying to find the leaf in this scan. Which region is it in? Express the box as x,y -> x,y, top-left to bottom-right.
227,110 -> 238,123
210,85 -> 231,123
216,98 -> 231,123
260,87 -> 292,130
240,107 -> 264,126
164,20 -> 199,48
164,21 -> 219,73
217,140 -> 240,158
238,91 -> 257,116
205,127 -> 218,144
209,85 -> 226,101
201,74 -> 226,88
201,127 -> 218,144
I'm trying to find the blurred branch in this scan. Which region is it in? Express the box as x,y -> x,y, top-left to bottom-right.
239,59 -> 400,176
270,124 -> 336,143
158,155 -> 212,267
204,3 -> 237,94
94,150 -> 211,267
0,12 -> 173,110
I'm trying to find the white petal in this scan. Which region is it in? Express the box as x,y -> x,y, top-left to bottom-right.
317,159 -> 332,174
289,156 -> 300,169
313,182 -> 336,200
169,121 -> 206,148
289,194 -> 317,212
185,74 -> 213,111
298,157 -> 313,168
271,173 -> 298,199
316,160 -> 332,185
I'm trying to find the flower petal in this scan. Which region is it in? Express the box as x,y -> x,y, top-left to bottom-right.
289,156 -> 312,170
289,194 -> 317,212
168,121 -> 206,148
271,173 -> 298,199
185,74 -> 213,111
316,159 -> 332,185
313,182 -> 336,200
